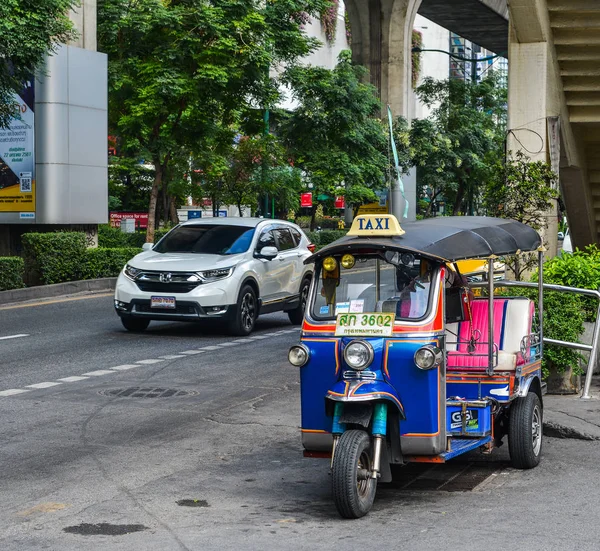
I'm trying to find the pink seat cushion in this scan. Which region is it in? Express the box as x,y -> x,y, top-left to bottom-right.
447,299 -> 507,370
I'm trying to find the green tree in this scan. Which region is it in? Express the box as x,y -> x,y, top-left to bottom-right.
278,50 -> 390,229
98,0 -> 327,241
411,74 -> 506,216
0,0 -> 77,128
484,150 -> 557,280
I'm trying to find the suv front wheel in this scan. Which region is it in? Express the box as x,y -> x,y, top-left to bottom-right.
228,284 -> 257,336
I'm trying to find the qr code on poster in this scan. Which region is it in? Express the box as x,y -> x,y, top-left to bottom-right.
19,173 -> 32,193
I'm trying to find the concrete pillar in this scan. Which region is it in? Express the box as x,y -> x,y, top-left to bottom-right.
345,0 -> 421,221
507,31 -> 558,258
69,0 -> 97,52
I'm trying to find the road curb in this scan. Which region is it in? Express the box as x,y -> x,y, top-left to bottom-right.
0,278 -> 116,305
543,421 -> 600,441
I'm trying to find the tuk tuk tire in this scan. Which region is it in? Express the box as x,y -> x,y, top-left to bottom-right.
508,392 -> 543,469
287,277 -> 311,325
332,430 -> 377,519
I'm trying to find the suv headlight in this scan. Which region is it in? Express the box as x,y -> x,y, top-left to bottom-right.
414,345 -> 443,370
124,264 -> 141,280
343,340 -> 374,371
198,267 -> 234,282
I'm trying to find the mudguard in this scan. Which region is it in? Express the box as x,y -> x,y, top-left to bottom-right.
326,379 -> 405,420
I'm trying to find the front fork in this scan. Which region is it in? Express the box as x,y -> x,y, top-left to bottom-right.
331,401 -> 388,479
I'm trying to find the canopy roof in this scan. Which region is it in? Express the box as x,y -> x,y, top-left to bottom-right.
309,217 -> 541,263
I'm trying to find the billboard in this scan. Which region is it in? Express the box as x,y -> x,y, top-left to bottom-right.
109,212 -> 149,229
0,78 -> 35,217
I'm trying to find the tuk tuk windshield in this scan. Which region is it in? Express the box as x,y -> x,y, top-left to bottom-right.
311,254 -> 436,322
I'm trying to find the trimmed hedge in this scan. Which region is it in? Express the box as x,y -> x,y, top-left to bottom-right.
82,247 -> 142,279
307,229 -> 348,250
0,257 -> 25,291
98,225 -> 171,248
22,232 -> 87,285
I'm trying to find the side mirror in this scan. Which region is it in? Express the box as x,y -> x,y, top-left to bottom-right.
142,242 -> 154,251
257,246 -> 278,260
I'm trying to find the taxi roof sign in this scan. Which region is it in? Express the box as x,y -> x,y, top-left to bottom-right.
347,214 -> 405,237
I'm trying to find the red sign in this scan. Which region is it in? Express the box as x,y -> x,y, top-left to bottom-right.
109,212 -> 149,229
334,196 -> 345,209
300,192 -> 313,208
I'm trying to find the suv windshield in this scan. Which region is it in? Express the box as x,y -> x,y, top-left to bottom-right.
311,255 -> 435,321
154,225 -> 256,255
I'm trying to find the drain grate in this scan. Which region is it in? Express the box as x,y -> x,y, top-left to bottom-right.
388,461 -> 507,492
63,523 -> 148,536
99,387 -> 198,398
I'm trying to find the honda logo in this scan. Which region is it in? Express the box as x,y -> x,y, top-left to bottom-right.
159,272 -> 172,283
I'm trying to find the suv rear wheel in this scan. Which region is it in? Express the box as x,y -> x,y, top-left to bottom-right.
228,284 -> 257,336
288,277 -> 310,325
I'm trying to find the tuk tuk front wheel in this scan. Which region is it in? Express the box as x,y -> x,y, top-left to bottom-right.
508,392 -> 543,469
332,430 -> 377,519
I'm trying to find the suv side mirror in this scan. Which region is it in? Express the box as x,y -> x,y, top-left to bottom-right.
142,242 -> 154,251
257,246 -> 278,260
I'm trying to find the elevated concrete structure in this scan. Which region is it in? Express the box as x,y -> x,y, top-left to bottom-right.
508,0 -> 599,249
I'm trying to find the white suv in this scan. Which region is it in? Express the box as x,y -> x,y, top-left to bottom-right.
114,218 -> 314,335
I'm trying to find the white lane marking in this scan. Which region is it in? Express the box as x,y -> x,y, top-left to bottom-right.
0,389 -> 30,396
251,335 -> 268,340
217,342 -> 239,346
58,376 -> 90,382
136,359 -> 164,365
159,355 -> 186,360
180,350 -> 205,355
198,346 -> 221,351
82,370 -> 116,376
110,365 -> 139,371
261,332 -> 279,337
26,382 -> 62,389
0,334 -> 29,341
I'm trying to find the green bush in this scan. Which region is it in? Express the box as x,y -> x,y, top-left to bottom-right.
540,245 -> 600,322
307,229 -> 348,250
22,232 -> 87,285
82,247 -> 142,279
0,257 -> 25,291
98,224 -> 171,248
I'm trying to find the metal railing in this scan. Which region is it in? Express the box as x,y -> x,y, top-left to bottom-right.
474,280 -> 600,400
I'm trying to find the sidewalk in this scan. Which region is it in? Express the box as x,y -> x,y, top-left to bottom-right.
543,375 -> 600,441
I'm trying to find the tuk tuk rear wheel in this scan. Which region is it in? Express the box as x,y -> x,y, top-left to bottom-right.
508,392 -> 543,469
332,430 -> 377,519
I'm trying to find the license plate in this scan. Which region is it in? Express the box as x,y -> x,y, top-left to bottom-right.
335,312 -> 395,337
151,296 -> 176,309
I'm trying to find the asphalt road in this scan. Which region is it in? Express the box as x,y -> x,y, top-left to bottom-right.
1,293 -> 599,550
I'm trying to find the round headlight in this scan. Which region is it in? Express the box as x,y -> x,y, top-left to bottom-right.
343,340 -> 374,371
414,345 -> 443,370
288,345 -> 309,367
323,256 -> 337,272
341,254 -> 355,269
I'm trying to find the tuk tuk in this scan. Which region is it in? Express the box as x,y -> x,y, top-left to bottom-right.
288,214 -> 545,518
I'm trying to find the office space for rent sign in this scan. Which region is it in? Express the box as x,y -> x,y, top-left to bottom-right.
0,79 -> 35,215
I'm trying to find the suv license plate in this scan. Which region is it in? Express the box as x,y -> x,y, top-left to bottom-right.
151,296 -> 176,309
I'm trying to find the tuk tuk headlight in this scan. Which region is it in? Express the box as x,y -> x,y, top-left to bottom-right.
344,340 -> 374,371
414,345 -> 443,370
323,256 -> 337,272
288,344 -> 310,367
341,254 -> 355,269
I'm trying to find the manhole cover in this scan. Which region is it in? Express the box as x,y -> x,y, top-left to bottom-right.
63,523 -> 148,536
99,388 -> 198,398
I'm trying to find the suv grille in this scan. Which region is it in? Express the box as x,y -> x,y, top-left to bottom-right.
134,271 -> 201,294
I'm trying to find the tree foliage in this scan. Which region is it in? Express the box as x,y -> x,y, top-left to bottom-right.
277,50 -> 390,228
410,74 -> 506,216
0,0 -> 77,128
98,0 -> 327,241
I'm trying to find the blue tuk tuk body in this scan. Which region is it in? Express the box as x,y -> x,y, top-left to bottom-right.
289,215 -> 545,518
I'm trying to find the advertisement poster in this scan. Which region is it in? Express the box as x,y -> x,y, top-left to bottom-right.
0,78 -> 35,215
300,192 -> 312,208
109,212 -> 149,229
